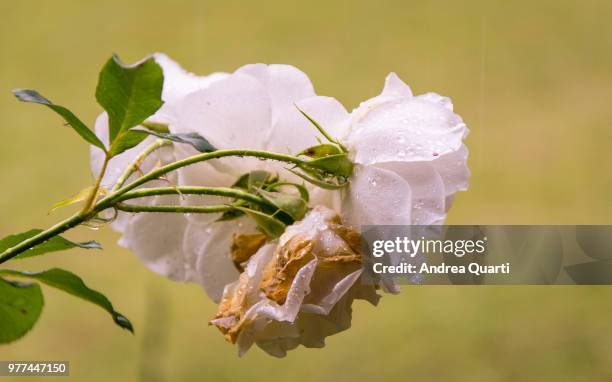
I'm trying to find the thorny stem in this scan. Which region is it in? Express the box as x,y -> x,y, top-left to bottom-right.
112,186 -> 272,209
111,149 -> 308,197
112,139 -> 171,192
116,204 -> 232,214
0,147 -> 313,264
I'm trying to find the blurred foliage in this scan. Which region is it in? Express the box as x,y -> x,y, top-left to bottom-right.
1,0 -> 611,381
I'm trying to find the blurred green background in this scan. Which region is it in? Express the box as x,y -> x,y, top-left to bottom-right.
1,0 -> 612,381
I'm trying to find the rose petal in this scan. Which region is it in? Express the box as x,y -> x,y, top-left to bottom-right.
169,72 -> 272,176
381,72 -> 413,98
348,72 -> 413,126
116,195 -> 196,281
264,95 -> 350,155
341,164 -> 413,227
416,91 -> 453,111
374,161 -> 447,225
348,96 -> 468,165
236,64 -> 315,125
431,144 -> 470,198
153,53 -> 228,104
189,219 -> 257,302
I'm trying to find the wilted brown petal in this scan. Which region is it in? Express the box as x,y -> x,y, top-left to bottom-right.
230,232 -> 267,271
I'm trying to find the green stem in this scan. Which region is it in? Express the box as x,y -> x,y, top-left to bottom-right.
0,149 -> 308,264
82,155 -> 109,213
0,212 -> 89,265
112,139 -> 171,192
116,204 -> 231,214
110,186 -> 272,208
101,149 -> 307,204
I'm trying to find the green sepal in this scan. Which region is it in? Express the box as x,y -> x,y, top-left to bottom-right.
295,106 -> 338,146
299,143 -> 343,158
50,186 -> 107,213
287,169 -> 348,190
303,153 -> 354,178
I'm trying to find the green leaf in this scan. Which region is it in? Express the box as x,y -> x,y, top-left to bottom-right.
247,171 -> 273,190
257,189 -> 308,221
232,171 -> 267,190
0,277 -> 44,344
108,130 -> 149,156
137,129 -> 217,153
0,268 -> 133,333
12,89 -> 106,151
0,229 -> 101,260
233,206 -> 286,239
96,54 -> 164,157
267,182 -> 310,202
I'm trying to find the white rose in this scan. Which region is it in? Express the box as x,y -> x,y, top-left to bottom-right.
341,72 -> 470,228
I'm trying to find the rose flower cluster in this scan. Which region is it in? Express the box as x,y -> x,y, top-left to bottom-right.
90,54 -> 470,357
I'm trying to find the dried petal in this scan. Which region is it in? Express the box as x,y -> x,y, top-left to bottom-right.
230,233 -> 267,271
259,235 -> 315,304
210,272 -> 250,343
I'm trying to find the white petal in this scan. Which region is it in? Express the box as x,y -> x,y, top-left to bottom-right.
301,269 -> 362,315
341,165 -> 413,227
169,72 -> 272,176
381,72 -> 413,98
348,96 -> 468,165
374,161 -> 447,225
152,53 -> 228,103
117,195 -> 195,281
348,72 -> 413,126
188,219 -> 257,302
431,144 -> 470,199
264,95 -> 350,154
416,91 -> 453,111
236,63 -> 315,125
